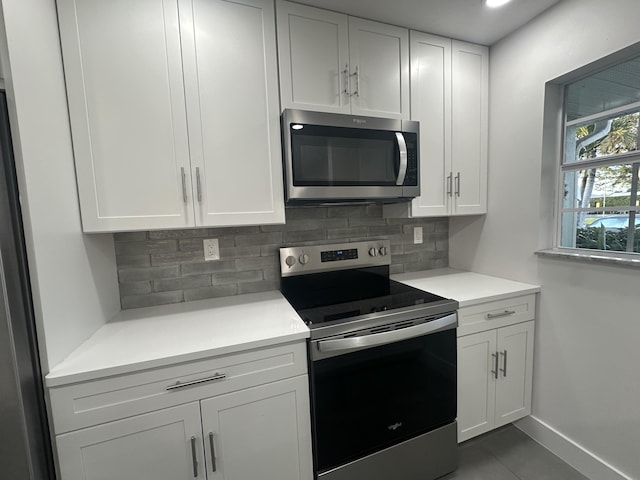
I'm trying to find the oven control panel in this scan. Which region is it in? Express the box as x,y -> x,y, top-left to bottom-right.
280,240 -> 390,277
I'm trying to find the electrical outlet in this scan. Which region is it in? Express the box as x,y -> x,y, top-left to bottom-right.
203,238 -> 220,261
413,227 -> 423,244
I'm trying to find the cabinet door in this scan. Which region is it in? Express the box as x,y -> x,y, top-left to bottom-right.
277,0 -> 350,114
57,0 -> 194,232
200,376 -> 313,480
56,403 -> 204,480
408,31 -> 452,216
180,0 -> 285,227
495,321 -> 535,427
451,40 -> 488,215
348,17 -> 410,120
457,330 -> 496,443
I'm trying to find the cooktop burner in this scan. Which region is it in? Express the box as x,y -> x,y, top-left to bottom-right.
279,240 -> 457,335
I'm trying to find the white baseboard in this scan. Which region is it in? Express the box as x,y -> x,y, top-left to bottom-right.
515,416 -> 634,480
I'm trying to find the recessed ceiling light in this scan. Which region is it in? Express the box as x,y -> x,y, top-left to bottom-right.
485,0 -> 512,7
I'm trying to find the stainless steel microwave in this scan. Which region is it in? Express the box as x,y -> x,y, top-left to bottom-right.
281,109 -> 420,203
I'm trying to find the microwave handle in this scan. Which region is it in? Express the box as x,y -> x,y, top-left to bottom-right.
395,132 -> 408,186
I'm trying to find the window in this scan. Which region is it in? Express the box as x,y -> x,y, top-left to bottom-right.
558,56 -> 640,256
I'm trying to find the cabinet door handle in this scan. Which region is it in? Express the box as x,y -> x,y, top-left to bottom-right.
500,350 -> 508,377
190,436 -> 198,478
342,64 -> 350,96
208,432 -> 217,472
166,373 -> 227,391
455,172 -> 461,197
486,310 -> 516,320
491,352 -> 499,379
350,65 -> 359,97
196,167 -> 202,203
447,173 -> 453,197
181,167 -> 187,203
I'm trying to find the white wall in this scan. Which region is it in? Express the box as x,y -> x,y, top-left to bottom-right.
450,0 -> 640,478
0,0 -> 120,372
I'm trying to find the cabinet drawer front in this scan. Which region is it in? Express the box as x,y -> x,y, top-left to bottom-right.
50,342 -> 307,434
457,294 -> 536,337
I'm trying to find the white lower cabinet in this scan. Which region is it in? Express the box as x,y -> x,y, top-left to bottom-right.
52,343 -> 313,480
457,320 -> 535,443
57,402 -> 204,480
201,376 -> 311,480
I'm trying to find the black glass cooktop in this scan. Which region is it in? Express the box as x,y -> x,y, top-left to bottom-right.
280,266 -> 449,327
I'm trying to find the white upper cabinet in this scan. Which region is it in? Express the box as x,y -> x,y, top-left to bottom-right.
451,40 -> 488,215
277,2 -> 350,114
58,0 -> 284,232
407,32 -> 452,217
384,33 -> 488,218
277,0 -> 409,120
58,0 -> 194,232
347,17 -> 410,118
180,0 -> 285,227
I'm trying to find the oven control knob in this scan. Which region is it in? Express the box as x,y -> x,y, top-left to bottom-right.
368,247 -> 378,257
378,246 -> 388,256
285,255 -> 297,267
299,254 -> 310,265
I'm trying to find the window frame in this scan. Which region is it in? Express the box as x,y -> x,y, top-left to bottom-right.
554,83 -> 640,259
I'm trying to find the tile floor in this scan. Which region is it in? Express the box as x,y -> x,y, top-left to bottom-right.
440,425 -> 590,480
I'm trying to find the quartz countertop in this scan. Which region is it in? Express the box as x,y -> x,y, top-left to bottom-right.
392,268 -> 540,307
46,291 -> 309,387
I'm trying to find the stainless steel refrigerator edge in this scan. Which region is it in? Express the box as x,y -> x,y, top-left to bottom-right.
0,90 -> 55,479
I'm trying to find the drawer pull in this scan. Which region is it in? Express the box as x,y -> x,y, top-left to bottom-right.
486,310 -> 516,320
166,373 -> 227,391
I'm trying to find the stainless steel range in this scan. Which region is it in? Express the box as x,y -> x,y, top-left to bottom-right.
279,240 -> 458,480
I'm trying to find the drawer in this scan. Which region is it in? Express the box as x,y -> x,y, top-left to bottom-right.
457,294 -> 536,337
49,341 -> 307,434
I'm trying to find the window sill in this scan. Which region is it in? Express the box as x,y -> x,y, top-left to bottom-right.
536,249 -> 640,269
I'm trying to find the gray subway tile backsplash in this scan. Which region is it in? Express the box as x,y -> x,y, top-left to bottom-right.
115,206 -> 449,309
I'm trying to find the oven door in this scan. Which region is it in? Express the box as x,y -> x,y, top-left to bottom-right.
308,313 -> 457,474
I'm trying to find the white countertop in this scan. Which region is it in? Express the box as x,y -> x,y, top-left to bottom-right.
392,268 -> 540,307
46,291 -> 309,387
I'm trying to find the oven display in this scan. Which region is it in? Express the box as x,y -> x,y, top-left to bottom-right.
321,248 -> 358,262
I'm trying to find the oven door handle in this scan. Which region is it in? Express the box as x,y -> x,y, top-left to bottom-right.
316,313 -> 457,354
395,132 -> 408,186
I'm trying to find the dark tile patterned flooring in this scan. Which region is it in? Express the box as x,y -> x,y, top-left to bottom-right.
440,425 -> 590,480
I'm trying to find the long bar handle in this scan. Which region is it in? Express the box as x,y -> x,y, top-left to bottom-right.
190,436 -> 198,478
486,310 -> 516,320
181,167 -> 187,203
500,350 -> 508,377
196,167 -> 202,203
351,65 -> 359,96
208,432 -> 217,472
395,133 -> 408,186
166,373 -> 226,391
342,64 -> 349,96
491,352 -> 499,379
447,173 -> 453,197
318,313 -> 457,353
455,172 -> 461,197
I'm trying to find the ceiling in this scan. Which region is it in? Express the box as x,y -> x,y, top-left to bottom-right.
291,0 -> 563,46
